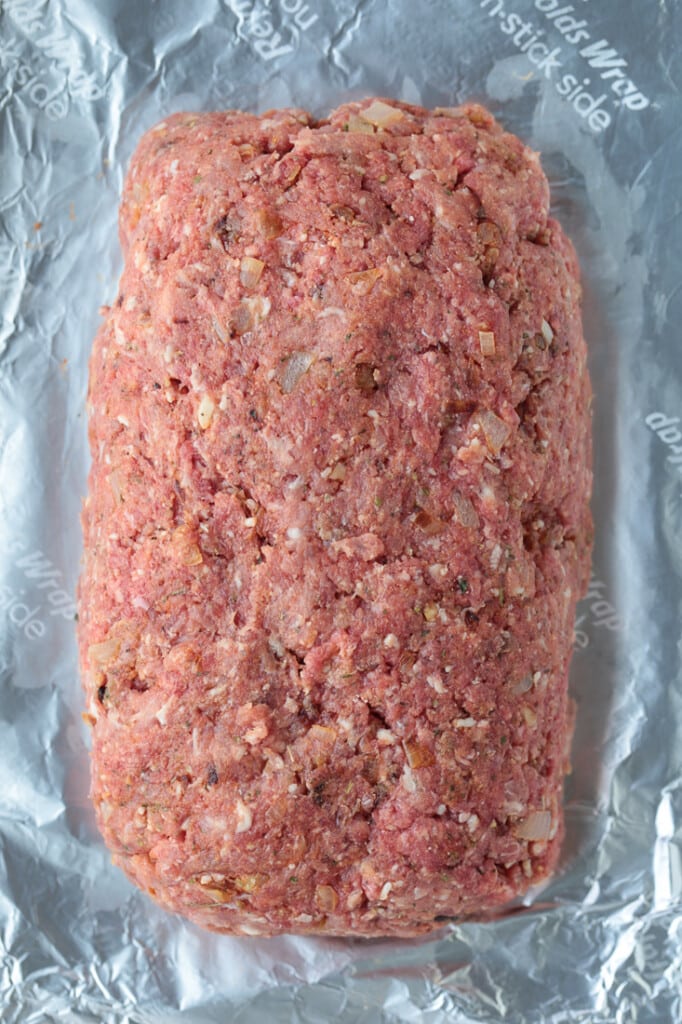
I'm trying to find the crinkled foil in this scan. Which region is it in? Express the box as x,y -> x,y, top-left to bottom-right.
1,0 -> 681,1020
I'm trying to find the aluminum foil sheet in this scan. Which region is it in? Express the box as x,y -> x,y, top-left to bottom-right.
1,0 -> 681,1020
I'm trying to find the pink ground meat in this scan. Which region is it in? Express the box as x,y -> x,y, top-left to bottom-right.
79,98 -> 592,937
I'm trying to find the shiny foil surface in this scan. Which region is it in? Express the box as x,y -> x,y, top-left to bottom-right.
1,1 -> 681,1020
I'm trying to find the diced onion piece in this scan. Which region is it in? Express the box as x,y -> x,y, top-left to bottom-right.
478,330 -> 496,356
453,491 -> 480,528
108,470 -> 124,505
414,509 -> 445,535
205,889 -> 234,904
541,319 -> 554,345
317,306 -> 346,319
307,724 -> 337,744
402,764 -> 417,792
234,874 -> 263,893
279,350 -> 314,393
422,602 -> 439,622
404,741 -> 436,769
283,164 -> 301,186
346,267 -> 382,294
197,875 -> 234,903
254,208 -> 282,239
182,544 -> 203,566
346,114 -> 375,134
514,810 -> 552,841
88,637 -> 120,666
98,800 -> 114,822
512,674 -> 533,695
171,525 -> 204,565
503,800 -> 526,817
240,256 -> 265,289
360,100 -> 404,128
211,315 -> 229,343
478,409 -> 511,454
355,362 -> 378,392
199,872 -> 226,887
315,884 -> 339,912
427,673 -> 445,694
197,393 -> 215,429
522,706 -> 538,728
235,799 -> 253,834
305,723 -> 337,769
233,296 -> 271,335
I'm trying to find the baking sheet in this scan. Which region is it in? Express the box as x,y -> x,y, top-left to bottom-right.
1,0 -> 681,1020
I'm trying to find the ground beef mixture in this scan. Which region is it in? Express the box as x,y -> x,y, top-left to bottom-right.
79,99 -> 592,937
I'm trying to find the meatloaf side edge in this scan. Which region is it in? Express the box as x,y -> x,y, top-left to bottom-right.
79,99 -> 592,937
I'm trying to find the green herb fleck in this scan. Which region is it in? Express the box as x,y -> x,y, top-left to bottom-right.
456,576 -> 469,594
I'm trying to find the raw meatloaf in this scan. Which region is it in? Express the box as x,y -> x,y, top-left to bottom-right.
79,98 -> 592,937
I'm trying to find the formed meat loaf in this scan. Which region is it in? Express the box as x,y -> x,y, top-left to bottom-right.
79,99 -> 592,937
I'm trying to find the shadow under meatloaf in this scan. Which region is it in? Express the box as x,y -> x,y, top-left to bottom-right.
79,98 -> 592,937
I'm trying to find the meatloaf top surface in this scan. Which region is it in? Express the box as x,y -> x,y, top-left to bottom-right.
79,99 -> 592,936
